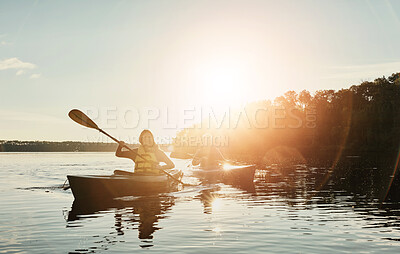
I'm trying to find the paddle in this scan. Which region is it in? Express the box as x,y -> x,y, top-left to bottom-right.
68,109 -> 190,186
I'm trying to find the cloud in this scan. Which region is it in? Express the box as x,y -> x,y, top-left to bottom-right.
0,34 -> 11,46
322,61 -> 400,82
0,41 -> 11,46
30,73 -> 41,79
0,57 -> 36,71
16,70 -> 25,76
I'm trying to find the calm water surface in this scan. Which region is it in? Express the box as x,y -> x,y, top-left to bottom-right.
0,153 -> 399,253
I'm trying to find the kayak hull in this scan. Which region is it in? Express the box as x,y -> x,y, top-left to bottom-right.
67,169 -> 183,200
192,164 -> 256,184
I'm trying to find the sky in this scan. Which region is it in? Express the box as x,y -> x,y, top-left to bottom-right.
1,0 -> 400,142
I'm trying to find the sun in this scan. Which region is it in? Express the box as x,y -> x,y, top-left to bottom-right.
195,58 -> 250,109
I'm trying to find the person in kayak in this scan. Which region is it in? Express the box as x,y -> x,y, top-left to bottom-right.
192,135 -> 226,169
115,130 -> 175,175
192,146 -> 226,168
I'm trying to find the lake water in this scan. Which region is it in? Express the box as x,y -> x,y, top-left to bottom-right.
0,153 -> 399,253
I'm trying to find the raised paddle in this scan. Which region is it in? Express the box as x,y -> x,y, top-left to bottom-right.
68,109 -> 191,186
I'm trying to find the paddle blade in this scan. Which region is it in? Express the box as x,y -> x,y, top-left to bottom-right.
68,109 -> 99,130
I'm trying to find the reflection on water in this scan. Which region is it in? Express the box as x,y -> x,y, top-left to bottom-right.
65,161 -> 400,252
196,182 -> 256,215
68,194 -> 176,249
1,153 -> 400,253
256,164 -> 400,237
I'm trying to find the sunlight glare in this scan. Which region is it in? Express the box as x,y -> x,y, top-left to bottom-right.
196,58 -> 251,108
222,163 -> 232,171
212,227 -> 222,234
211,197 -> 223,211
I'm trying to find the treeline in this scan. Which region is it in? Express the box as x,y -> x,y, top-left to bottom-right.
0,141 -> 123,152
0,141 -> 174,152
174,72 -> 400,166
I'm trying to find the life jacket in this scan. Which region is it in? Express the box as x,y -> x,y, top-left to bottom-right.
134,145 -> 160,175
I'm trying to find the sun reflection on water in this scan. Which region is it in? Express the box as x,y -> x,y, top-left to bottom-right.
222,163 -> 232,171
212,226 -> 221,234
211,197 -> 223,212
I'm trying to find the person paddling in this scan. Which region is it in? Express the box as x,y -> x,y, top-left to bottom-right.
192,135 -> 226,169
115,130 -> 175,175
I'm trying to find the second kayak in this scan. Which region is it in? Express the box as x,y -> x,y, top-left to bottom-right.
191,164 -> 256,184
